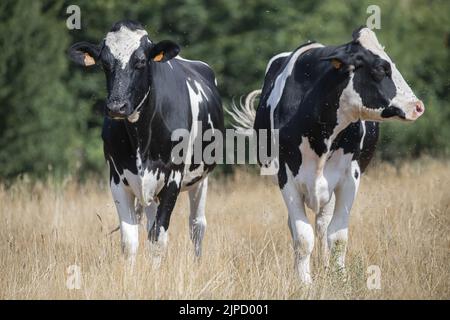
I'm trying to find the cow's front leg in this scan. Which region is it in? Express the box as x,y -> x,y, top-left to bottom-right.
145,201 -> 158,237
148,182 -> 181,252
188,177 -> 208,258
110,181 -> 139,264
281,180 -> 314,284
327,161 -> 360,274
315,193 -> 335,268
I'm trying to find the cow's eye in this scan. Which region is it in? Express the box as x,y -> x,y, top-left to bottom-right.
371,60 -> 392,82
385,64 -> 392,78
371,63 -> 391,82
135,59 -> 147,70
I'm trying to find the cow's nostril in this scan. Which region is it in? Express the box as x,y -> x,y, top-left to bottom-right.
415,101 -> 424,114
107,101 -> 129,118
118,103 -> 127,113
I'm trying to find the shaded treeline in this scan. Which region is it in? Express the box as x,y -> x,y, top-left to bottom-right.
0,0 -> 448,179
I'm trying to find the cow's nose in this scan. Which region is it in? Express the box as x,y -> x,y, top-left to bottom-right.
414,100 -> 425,118
107,101 -> 129,118
415,101 -> 425,114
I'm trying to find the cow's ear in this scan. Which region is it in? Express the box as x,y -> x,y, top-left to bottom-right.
149,40 -> 180,62
321,50 -> 355,71
68,42 -> 100,67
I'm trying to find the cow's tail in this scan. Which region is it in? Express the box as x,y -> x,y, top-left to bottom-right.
226,89 -> 261,134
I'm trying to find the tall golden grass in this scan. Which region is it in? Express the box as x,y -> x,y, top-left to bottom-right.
0,159 -> 449,299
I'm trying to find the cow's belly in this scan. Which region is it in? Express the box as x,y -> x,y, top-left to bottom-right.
294,145 -> 353,212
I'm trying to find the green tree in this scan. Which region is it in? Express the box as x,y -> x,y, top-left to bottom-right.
0,0 -> 79,178
0,0 -> 448,180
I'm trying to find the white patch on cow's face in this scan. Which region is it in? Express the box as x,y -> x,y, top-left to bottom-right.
357,28 -> 424,121
338,72 -> 389,122
267,43 -> 324,130
105,26 -> 149,69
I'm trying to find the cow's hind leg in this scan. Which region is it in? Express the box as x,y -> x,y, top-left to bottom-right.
315,193 -> 335,268
281,180 -> 314,284
188,177 -> 208,258
110,181 -> 139,264
327,161 -> 360,274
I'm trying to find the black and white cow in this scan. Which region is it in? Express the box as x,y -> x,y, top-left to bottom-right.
230,27 -> 424,283
69,20 -> 224,261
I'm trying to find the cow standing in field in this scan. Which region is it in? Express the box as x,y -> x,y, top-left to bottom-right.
230,27 -> 424,283
69,20 -> 224,262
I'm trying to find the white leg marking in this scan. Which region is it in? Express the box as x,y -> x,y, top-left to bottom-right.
150,226 -> 169,269
315,193 -> 335,268
188,178 -> 208,257
110,181 -> 139,264
327,161 -> 360,273
282,166 -> 314,284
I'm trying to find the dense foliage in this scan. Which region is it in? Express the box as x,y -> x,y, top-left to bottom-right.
0,0 -> 448,179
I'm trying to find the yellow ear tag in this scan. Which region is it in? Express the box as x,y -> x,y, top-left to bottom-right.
331,58 -> 342,69
84,53 -> 96,66
153,52 -> 164,62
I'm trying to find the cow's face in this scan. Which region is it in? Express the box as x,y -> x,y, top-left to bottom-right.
326,27 -> 424,122
69,21 -> 180,121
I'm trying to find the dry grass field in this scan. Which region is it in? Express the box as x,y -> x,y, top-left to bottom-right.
0,159 -> 449,299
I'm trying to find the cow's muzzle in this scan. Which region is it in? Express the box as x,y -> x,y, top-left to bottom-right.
382,100 -> 425,121
106,101 -> 130,119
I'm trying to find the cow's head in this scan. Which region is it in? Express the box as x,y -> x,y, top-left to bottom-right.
69,20 -> 180,121
323,27 -> 424,122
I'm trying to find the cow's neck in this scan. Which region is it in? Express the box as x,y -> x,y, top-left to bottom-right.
303,70 -> 353,153
290,69 -> 356,177
124,93 -> 154,162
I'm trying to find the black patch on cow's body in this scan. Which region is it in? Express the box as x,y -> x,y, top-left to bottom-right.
358,121 -> 379,172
